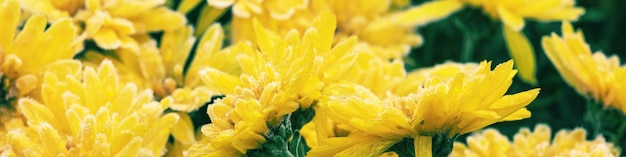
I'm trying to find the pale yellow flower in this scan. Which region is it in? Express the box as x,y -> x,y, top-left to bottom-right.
459,0 -> 585,84
6,60 -> 179,156
19,0 -> 186,50
308,60 -> 540,157
187,11 -> 359,156
0,0 -> 83,97
542,21 -> 626,113
451,124 -> 620,157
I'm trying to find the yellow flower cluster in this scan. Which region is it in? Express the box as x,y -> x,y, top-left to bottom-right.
1,0 -> 616,156
451,124 -> 620,157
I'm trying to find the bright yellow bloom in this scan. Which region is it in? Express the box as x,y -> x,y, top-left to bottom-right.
231,0 -> 463,59
451,124 -> 620,157
186,11 -> 358,156
308,60 -> 540,157
0,0 -> 83,97
19,0 -> 186,50
460,0 -> 585,84
542,21 -> 626,113
80,23 -> 243,156
6,60 -> 179,156
81,23 -> 241,112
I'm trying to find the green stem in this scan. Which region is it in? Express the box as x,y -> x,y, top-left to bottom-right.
584,98 -> 602,136
453,18 -> 475,62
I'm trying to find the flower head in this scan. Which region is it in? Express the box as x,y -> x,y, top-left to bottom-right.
451,124 -> 620,157
542,21 -> 626,113
6,60 -> 179,156
186,11 -> 359,156
308,60 -> 540,156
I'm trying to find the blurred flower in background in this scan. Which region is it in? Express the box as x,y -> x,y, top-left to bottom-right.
459,0 -> 585,85
451,124 -> 620,157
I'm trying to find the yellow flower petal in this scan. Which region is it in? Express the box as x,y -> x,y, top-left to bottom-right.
177,0 -> 202,14
498,6 -> 525,32
393,0 -> 464,27
130,6 -> 187,33
308,134 -> 397,157
37,123 -> 67,155
93,28 -> 122,50
194,5 -> 227,37
19,0 -> 69,20
415,135 -> 432,157
312,10 -> 337,52
109,0 -> 165,18
208,0 -> 235,8
7,130 -> 45,157
500,108 -> 531,121
114,137 -> 143,157
171,112 -> 196,145
15,75 -> 37,96
0,0 -> 19,48
503,25 -> 537,85
199,67 -> 241,95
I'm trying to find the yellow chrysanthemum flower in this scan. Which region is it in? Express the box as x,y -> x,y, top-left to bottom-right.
186,11 -> 358,156
230,0 -> 463,59
308,60 -> 540,157
82,23 -> 240,113
0,0 -> 82,97
80,23 -> 244,156
5,60 -> 179,156
459,0 -> 585,84
19,0 -> 186,50
542,21 -> 626,113
451,124 -> 620,157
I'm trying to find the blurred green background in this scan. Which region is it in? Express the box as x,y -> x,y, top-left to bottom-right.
407,0 -> 626,149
